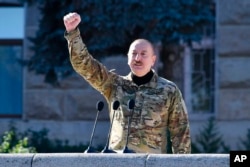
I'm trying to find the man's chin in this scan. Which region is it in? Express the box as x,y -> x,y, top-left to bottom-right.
132,71 -> 146,77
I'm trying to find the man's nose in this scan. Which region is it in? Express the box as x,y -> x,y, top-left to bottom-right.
134,54 -> 141,61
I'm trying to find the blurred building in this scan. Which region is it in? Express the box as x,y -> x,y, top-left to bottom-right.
0,0 -> 249,150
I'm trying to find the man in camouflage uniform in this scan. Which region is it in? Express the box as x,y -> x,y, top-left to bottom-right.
63,12 -> 191,154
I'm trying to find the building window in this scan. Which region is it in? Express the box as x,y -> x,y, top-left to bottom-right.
0,6 -> 24,117
191,48 -> 215,113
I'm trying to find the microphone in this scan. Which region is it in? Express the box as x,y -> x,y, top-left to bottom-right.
101,100 -> 120,153
84,100 -> 104,153
122,99 -> 135,153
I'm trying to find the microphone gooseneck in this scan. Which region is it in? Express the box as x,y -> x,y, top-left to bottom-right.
84,100 -> 104,153
101,100 -> 120,153
123,99 -> 135,153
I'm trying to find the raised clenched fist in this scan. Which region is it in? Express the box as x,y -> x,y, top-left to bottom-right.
63,12 -> 81,32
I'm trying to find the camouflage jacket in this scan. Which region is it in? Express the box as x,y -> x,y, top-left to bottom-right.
65,28 -> 191,154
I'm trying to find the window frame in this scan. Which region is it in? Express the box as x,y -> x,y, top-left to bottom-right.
0,3 -> 24,118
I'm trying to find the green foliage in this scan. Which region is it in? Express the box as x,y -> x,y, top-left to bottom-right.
0,126 -> 102,153
191,117 -> 230,153
0,127 -> 36,153
20,0 -> 215,86
24,128 -> 87,153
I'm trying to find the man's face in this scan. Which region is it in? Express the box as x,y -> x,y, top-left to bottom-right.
127,40 -> 156,77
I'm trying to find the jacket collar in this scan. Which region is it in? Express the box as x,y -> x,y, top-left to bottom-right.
126,69 -> 158,88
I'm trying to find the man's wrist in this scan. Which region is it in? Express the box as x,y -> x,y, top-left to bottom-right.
64,27 -> 80,41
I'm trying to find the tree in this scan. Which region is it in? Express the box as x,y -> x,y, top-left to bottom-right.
21,0 -> 215,86
239,128 -> 250,150
191,117 -> 230,153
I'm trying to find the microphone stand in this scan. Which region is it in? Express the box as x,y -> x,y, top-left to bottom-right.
122,99 -> 135,153
101,100 -> 120,153
84,101 -> 104,153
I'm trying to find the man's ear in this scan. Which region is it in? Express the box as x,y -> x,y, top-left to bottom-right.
127,54 -> 130,65
152,54 -> 157,66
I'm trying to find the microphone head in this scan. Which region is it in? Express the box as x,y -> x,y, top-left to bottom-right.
112,100 -> 120,110
127,99 -> 135,110
96,101 -> 104,111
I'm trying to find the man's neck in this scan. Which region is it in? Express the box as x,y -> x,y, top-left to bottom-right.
132,70 -> 154,86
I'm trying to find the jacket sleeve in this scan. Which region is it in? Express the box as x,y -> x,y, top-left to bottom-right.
64,28 -> 114,98
168,87 -> 191,153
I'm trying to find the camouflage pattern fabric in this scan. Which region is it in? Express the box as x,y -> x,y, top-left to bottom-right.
65,28 -> 191,154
